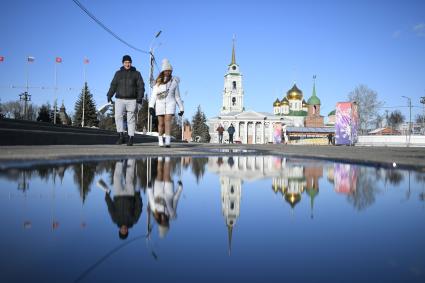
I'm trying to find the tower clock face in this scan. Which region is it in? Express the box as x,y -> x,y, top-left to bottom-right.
232,66 -> 236,70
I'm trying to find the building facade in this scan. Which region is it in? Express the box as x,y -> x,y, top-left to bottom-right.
208,41 -> 332,144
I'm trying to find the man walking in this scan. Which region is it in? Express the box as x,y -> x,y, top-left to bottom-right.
107,55 -> 145,146
227,124 -> 235,144
216,124 -> 224,143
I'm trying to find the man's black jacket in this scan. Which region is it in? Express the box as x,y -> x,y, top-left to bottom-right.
107,66 -> 145,103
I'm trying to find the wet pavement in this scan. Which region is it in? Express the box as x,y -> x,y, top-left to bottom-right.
0,155 -> 424,282
1,143 -> 425,170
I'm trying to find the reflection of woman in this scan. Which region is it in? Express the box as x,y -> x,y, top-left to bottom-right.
147,157 -> 183,238
149,59 -> 184,147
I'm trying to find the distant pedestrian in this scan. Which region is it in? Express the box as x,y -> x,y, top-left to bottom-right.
327,133 -> 333,145
216,124 -> 225,143
282,124 -> 288,144
227,124 -> 235,144
149,59 -> 184,148
107,55 -> 145,146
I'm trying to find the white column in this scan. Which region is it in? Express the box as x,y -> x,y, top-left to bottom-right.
253,122 -> 256,144
244,121 -> 248,144
260,121 -> 264,144
269,123 -> 273,143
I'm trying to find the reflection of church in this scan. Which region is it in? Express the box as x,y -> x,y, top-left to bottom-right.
207,39 -> 334,144
208,156 -> 325,253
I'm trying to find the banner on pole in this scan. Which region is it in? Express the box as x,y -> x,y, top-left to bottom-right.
55,57 -> 62,63
0,56 -> 4,62
84,58 -> 89,64
27,56 -> 35,63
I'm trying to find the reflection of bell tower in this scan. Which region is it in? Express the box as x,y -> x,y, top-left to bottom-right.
221,176 -> 241,255
221,37 -> 244,114
304,166 -> 323,219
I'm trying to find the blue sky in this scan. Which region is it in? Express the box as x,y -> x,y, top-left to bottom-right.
1,0 -> 425,121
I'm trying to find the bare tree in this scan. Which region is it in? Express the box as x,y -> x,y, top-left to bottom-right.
1,100 -> 38,121
348,85 -> 384,134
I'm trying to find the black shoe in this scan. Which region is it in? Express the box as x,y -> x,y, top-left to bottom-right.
116,133 -> 125,145
127,136 -> 134,146
165,144 -> 170,148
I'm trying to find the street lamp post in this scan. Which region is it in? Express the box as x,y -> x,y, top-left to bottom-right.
147,31 -> 162,133
420,96 -> 425,135
402,95 -> 412,145
19,92 -> 31,120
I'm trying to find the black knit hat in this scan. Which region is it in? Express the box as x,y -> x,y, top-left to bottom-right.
122,55 -> 132,63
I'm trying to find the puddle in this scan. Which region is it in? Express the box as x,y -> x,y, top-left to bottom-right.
0,155 -> 424,282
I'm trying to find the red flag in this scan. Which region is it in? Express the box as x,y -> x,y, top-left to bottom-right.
0,56 -> 4,62
84,58 -> 89,64
55,57 -> 62,63
27,56 -> 35,62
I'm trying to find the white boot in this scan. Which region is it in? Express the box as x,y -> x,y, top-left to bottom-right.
158,135 -> 164,147
165,135 -> 171,148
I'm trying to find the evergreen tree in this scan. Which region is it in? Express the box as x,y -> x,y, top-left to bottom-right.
74,82 -> 99,127
388,110 -> 405,130
37,103 -> 52,123
72,162 -> 96,203
191,105 -> 210,142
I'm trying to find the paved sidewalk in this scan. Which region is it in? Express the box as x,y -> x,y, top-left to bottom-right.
0,143 -> 424,170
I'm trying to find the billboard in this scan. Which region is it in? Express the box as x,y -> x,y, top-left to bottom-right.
273,123 -> 282,144
335,102 -> 359,145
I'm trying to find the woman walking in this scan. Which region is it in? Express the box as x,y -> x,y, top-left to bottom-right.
149,59 -> 184,147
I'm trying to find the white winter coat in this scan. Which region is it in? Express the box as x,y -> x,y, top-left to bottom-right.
149,77 -> 184,115
147,181 -> 183,220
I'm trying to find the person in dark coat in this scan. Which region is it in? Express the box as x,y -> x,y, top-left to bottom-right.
107,55 -> 145,146
216,124 -> 225,143
227,124 -> 235,144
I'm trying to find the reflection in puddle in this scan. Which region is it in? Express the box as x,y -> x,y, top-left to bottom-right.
0,156 -> 425,282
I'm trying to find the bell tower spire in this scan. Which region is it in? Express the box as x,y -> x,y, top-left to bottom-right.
231,35 -> 236,65
221,36 -> 244,114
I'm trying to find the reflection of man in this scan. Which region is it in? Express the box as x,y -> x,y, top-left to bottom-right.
102,159 -> 143,240
148,157 -> 183,238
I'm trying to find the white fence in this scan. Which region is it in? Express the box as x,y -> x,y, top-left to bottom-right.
356,135 -> 425,147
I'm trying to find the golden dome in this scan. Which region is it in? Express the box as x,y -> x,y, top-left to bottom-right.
281,97 -> 289,105
286,84 -> 303,100
273,98 -> 281,107
285,193 -> 301,208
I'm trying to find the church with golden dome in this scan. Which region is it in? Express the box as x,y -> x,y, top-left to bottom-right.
207,39 -> 333,144
273,78 -> 325,128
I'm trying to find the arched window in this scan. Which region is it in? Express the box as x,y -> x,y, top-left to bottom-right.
313,105 -> 317,115
232,81 -> 236,90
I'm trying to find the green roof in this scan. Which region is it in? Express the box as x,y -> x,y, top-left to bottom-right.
307,81 -> 321,105
328,110 -> 336,116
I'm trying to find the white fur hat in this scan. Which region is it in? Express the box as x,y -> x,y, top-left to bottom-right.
161,58 -> 173,72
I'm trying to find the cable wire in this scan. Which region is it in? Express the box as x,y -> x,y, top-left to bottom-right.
71,0 -> 149,54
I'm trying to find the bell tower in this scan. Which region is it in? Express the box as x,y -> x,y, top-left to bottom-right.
221,37 -> 244,114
